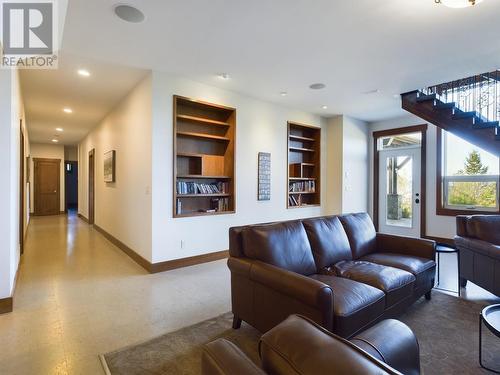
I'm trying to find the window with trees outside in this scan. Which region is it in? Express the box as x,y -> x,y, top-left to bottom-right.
438,130 -> 499,215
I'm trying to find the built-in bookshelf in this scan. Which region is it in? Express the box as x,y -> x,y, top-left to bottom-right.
173,96 -> 236,218
287,122 -> 321,208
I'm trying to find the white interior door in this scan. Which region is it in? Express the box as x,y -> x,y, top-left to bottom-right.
379,147 -> 421,237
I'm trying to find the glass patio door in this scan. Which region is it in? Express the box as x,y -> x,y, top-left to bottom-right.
378,147 -> 421,237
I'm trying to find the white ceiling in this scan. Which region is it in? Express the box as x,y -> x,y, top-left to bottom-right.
21,53 -> 148,145
24,0 -> 500,145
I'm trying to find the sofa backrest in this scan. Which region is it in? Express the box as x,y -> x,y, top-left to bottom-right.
241,221 -> 317,276
302,216 -> 352,269
339,213 -> 377,259
457,215 -> 500,246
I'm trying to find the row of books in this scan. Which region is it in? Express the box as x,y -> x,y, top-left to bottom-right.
289,181 -> 316,193
176,181 -> 229,195
176,198 -> 230,215
288,195 -> 300,206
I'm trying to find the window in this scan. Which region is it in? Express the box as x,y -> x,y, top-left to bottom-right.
437,130 -> 499,215
378,132 -> 422,150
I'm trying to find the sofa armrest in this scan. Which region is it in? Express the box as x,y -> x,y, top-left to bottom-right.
202,339 -> 265,375
250,261 -> 333,311
376,233 -> 435,260
350,319 -> 420,375
260,315 -> 400,375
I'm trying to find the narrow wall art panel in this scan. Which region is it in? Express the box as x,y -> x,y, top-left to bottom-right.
104,150 -> 116,183
258,152 -> 271,201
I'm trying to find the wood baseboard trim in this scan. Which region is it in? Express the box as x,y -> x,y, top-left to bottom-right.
424,235 -> 455,248
77,213 -> 89,223
0,297 -> 13,314
93,224 -> 151,273
150,250 -> 229,273
93,224 -> 228,274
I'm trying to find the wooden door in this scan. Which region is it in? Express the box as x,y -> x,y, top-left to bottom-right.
19,122 -> 24,254
88,149 -> 95,224
34,158 -> 60,216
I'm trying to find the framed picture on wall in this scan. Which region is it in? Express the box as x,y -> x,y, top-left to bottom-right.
104,150 -> 116,183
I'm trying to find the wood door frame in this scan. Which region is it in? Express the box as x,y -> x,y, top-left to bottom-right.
88,149 -> 95,225
19,121 -> 24,254
33,158 -> 61,216
373,124 -> 427,238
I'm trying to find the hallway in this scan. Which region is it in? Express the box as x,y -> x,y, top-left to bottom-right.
0,213 -> 230,374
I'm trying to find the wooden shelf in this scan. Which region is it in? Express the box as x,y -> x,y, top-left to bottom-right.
177,175 -> 231,179
177,131 -> 230,142
175,210 -> 235,218
177,193 -> 231,198
289,134 -> 315,142
289,177 -> 317,181
287,122 -> 321,209
177,114 -> 230,127
289,147 -> 315,153
174,95 -> 236,218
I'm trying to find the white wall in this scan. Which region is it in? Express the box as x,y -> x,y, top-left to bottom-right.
64,146 -> 78,161
30,143 -> 65,213
78,74 -> 153,261
0,69 -> 29,300
369,114 -> 456,238
325,115 -> 369,216
151,72 -> 328,263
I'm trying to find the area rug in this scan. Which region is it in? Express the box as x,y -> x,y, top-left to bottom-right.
101,291 -> 500,374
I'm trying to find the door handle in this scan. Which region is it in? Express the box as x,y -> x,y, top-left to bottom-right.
54,190 -> 57,193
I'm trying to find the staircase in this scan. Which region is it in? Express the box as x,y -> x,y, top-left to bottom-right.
402,71 -> 500,156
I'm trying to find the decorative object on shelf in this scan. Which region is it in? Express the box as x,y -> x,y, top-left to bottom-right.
173,95 -> 236,217
258,152 -> 271,201
104,150 -> 116,183
287,122 -> 321,208
435,0 -> 483,8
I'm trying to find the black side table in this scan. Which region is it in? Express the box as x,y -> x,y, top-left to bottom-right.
479,304 -> 500,373
435,244 -> 460,296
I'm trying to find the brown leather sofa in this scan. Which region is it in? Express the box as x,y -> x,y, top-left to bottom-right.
202,314 -> 420,375
455,215 -> 500,296
229,212 -> 436,338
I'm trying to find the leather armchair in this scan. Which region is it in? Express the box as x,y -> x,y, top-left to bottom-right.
202,315 -> 420,375
455,215 -> 500,296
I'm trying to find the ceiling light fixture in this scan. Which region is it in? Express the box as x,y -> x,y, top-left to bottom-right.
56,127 -> 63,132
218,73 -> 230,80
321,105 -> 328,110
280,91 -> 287,96
114,4 -> 145,23
435,0 -> 483,8
52,139 -> 59,143
63,108 -> 73,113
309,83 -> 326,90
77,69 -> 90,77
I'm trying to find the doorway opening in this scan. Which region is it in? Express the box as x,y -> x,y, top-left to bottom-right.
373,125 -> 427,238
65,160 -> 78,213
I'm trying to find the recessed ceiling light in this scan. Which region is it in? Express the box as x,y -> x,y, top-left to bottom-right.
309,83 -> 326,90
56,127 -> 63,132
63,108 -> 73,113
280,92 -> 288,96
218,73 -> 230,80
321,105 -> 328,110
52,139 -> 59,143
77,69 -> 90,77
114,4 -> 145,23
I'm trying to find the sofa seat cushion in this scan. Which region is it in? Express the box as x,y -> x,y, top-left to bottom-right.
332,261 -> 416,307
360,253 -> 436,289
309,274 -> 385,338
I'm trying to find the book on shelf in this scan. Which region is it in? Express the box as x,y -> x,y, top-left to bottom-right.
176,181 -> 229,195
289,180 -> 315,193
176,199 -> 182,215
288,195 -> 299,206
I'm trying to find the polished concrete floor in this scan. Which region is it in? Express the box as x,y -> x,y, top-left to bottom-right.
0,212 -> 498,374
0,212 -> 231,374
